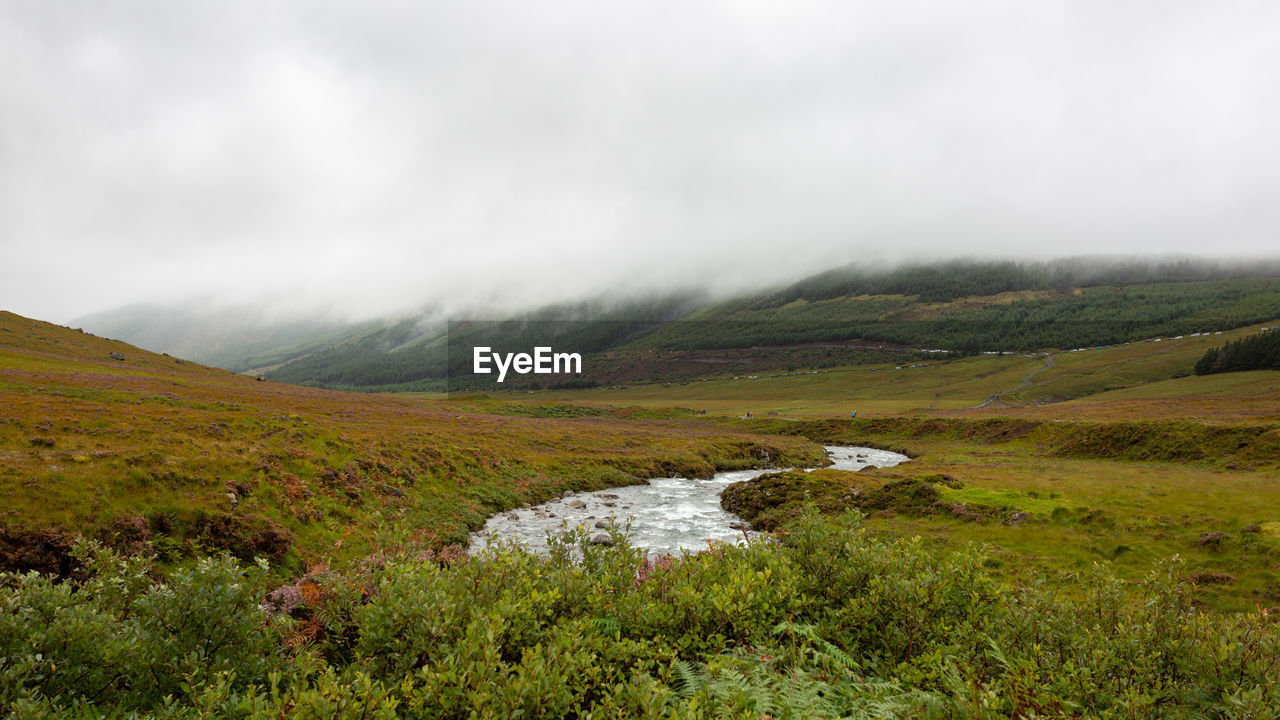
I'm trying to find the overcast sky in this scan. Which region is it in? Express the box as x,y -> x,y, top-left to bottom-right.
3,1 -> 1279,323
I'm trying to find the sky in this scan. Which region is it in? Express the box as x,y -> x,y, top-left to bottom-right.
3,1 -> 1279,323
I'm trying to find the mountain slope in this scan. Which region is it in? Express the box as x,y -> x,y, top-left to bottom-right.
71,259 -> 1280,393
70,303 -> 370,373
0,310 -> 825,574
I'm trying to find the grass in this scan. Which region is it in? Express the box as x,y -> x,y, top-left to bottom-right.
772,420 -> 1280,611
935,485 -> 1070,515
714,431 -> 1280,611
489,354 -> 1034,417
0,311 -> 826,575
495,319 -> 1280,423
4,306 -> 1280,612
479,325 -> 1280,612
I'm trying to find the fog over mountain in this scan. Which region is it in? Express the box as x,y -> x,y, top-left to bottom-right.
4,1 -> 1280,323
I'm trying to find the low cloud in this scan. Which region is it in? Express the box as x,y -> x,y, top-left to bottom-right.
3,1 -> 1279,322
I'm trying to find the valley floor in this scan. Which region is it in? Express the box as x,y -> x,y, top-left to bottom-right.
4,309 -> 1280,716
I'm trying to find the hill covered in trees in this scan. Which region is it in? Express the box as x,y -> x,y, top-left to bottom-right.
642,276 -> 1280,354
74,258 -> 1280,392
1196,327 -> 1280,375
763,257 -> 1280,305
266,294 -> 702,392
280,259 -> 1280,391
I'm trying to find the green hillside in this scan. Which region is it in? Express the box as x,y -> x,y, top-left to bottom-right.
74,260 -> 1280,395
0,311 -> 824,574
1196,327 -> 1280,375
636,275 -> 1280,353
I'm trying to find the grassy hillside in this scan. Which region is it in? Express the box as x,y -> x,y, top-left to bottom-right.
478,326 -> 1280,613
509,319 -> 1279,420
0,311 -> 825,575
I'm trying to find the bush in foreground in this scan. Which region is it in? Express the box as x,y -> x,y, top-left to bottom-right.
2,513 -> 1277,718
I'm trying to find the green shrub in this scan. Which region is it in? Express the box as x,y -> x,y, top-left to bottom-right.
0,541 -> 286,713
3,515 -> 1277,718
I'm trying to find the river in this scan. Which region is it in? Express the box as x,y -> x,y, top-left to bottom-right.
469,445 -> 909,555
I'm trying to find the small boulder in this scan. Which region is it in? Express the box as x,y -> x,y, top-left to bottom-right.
1187,572 -> 1235,585
591,533 -> 614,546
1004,511 -> 1031,526
1198,531 -> 1229,547
569,499 -> 587,509
108,352 -> 125,361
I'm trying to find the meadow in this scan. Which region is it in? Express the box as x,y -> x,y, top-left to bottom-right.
511,320 -> 1280,421
480,320 -> 1280,614
0,311 -> 824,574
3,308 -> 1280,717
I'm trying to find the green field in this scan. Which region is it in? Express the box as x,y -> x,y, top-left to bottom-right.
498,320 -> 1279,421
464,319 -> 1280,615
4,309 -> 1280,716
0,311 -> 826,572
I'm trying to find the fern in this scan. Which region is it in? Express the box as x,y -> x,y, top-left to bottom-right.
773,620 -> 862,674
702,655 -> 841,719
590,615 -> 622,638
668,659 -> 705,698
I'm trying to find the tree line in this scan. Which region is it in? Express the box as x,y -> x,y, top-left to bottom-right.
1195,328 -> 1280,375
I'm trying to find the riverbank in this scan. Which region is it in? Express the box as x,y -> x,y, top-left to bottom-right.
470,446 -> 910,554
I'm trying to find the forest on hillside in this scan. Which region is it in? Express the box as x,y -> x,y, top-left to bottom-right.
1196,328 -> 1280,375
638,277 -> 1280,354
263,262 -> 1280,391
764,258 -> 1280,305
